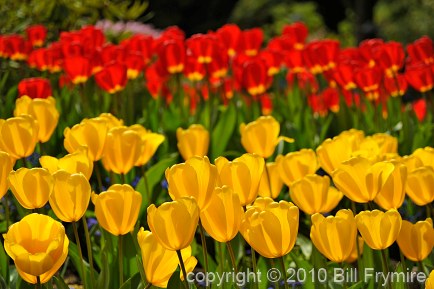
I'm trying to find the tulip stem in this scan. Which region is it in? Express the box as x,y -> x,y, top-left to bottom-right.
380,249 -> 392,289
399,250 -> 410,289
36,276 -> 41,289
426,204 -> 432,219
176,250 -> 189,289
198,219 -> 210,288
144,283 -> 152,289
340,263 -> 348,289
3,196 -> 10,231
120,173 -> 126,184
119,235 -> 124,286
82,217 -> 95,289
251,247 -> 258,289
279,256 -> 289,289
140,166 -> 152,205
22,157 -> 28,168
418,261 -> 427,275
72,222 -> 87,289
95,163 -> 104,192
226,241 -> 238,275
264,164 -> 273,197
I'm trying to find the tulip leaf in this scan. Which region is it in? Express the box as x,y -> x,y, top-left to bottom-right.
119,272 -> 142,289
52,276 -> 70,289
166,270 -> 182,289
135,255 -> 147,287
96,251 -> 110,289
256,257 -> 269,289
16,275 -> 33,289
348,281 -> 364,289
0,239 -> 8,284
68,242 -> 97,289
0,275 -> 7,289
211,102 -> 237,160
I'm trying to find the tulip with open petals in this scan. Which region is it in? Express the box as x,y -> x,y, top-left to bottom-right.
0,115 -> 39,160
147,197 -> 199,251
355,209 -> 402,250
396,218 -> 434,262
310,209 -> 357,263
240,198 -> 299,258
200,186 -> 244,243
411,147 -> 434,169
49,171 -> 91,223
129,124 -> 165,166
166,156 -> 218,211
3,214 -> 69,283
290,174 -> 343,215
216,153 -> 264,206
8,168 -> 53,209
14,96 -> 59,143
276,149 -> 319,187
92,184 -> 142,236
240,116 -> 293,158
176,124 -> 209,160
137,228 -> 197,288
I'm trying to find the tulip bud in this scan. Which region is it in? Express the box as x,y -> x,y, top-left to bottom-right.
8,168 -> 53,209
3,213 -> 69,283
258,162 -> 283,199
276,149 -> 319,187
49,171 -> 91,222
200,186 -> 244,242
176,124 -> 209,160
92,184 -> 142,236
240,116 -> 293,158
290,174 -> 343,215
411,147 -> 434,169
166,156 -> 218,211
406,166 -> 434,206
310,209 -> 357,263
396,218 -> 434,262
374,161 -> 407,210
14,96 -> 59,143
240,198 -> 299,258
355,209 -> 402,250
147,197 -> 199,251
129,124 -> 165,166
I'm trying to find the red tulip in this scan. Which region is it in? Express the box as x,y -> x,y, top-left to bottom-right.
354,67 -> 383,100
157,39 -> 186,74
359,38 -> 384,67
208,47 -> 229,79
18,78 -> 52,99
259,50 -> 282,76
45,43 -> 63,72
384,74 -> 407,97
94,63 -> 128,94
80,25 -> 106,50
322,87 -> 340,112
27,48 -> 49,71
124,52 -> 145,79
338,47 -> 364,67
282,22 -> 308,50
26,25 -> 47,47
216,24 -> 241,57
100,44 -> 126,65
376,41 -> 405,77
304,40 -> 340,73
260,94 -> 273,115
283,49 -> 304,73
407,36 -> 433,65
121,34 -> 154,65
241,57 -> 271,96
186,34 -> 218,64
308,94 -> 328,117
405,63 -> 434,93
145,64 -> 168,99
333,64 -> 356,90
413,98 -> 427,122
3,35 -> 30,60
238,28 -> 263,56
184,56 -> 206,82
63,56 -> 92,84
160,26 -> 185,41
286,71 -> 319,94
61,41 -> 85,58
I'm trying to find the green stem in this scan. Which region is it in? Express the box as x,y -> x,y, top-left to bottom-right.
219,242 -> 225,274
141,165 -> 152,205
399,250 -> 410,289
380,249 -> 392,289
82,217 -> 95,289
119,235 -> 124,286
120,173 -> 126,184
72,222 -> 87,289
176,250 -> 189,289
418,260 -> 427,275
251,247 -> 258,289
340,263 -> 347,289
426,204 -> 432,219
3,197 -> 9,286
95,163 -> 104,192
279,256 -> 289,289
144,283 -> 152,289
351,202 -> 362,282
198,219 -> 210,288
226,241 -> 238,275
36,276 -> 41,289
22,157 -> 28,168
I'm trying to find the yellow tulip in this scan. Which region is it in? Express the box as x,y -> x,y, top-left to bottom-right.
355,133 -> 398,160
137,228 -> 197,288
310,209 -> 357,263
316,133 -> 360,175
411,147 -> 434,169
166,156 -> 218,211
240,198 -> 299,258
40,146 -> 93,180
147,197 -> 199,251
338,129 -> 365,144
14,96 -> 59,143
49,171 -> 91,222
176,124 -> 209,160
332,156 -> 394,203
98,112 -> 124,129
92,184 -> 142,235
374,161 -> 407,210
200,186 -> 244,243
290,174 -> 343,215
240,116 -> 293,158
8,168 -> 53,209
0,151 -> 14,199
129,124 -> 165,166
345,237 -> 364,263
216,153 -> 264,206
3,213 -> 69,284
276,149 -> 319,187
258,162 -> 283,199
406,166 -> 434,206
102,126 -> 142,175
0,115 -> 39,160
425,270 -> 434,289
355,209 -> 402,250
249,197 -> 275,210
396,218 -> 434,262
64,118 -> 108,161
401,155 -> 423,173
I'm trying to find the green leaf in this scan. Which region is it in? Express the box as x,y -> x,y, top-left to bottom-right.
348,281 -> 365,289
119,272 -> 142,289
68,242 -> 97,289
211,102 -> 237,160
0,237 -> 8,284
16,275 -> 33,289
96,251 -> 110,289
135,255 -> 147,287
53,276 -> 70,289
166,269 -> 182,289
0,275 -> 7,289
257,257 -> 269,289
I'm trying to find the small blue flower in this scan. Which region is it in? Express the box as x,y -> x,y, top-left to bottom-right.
161,179 -> 168,190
